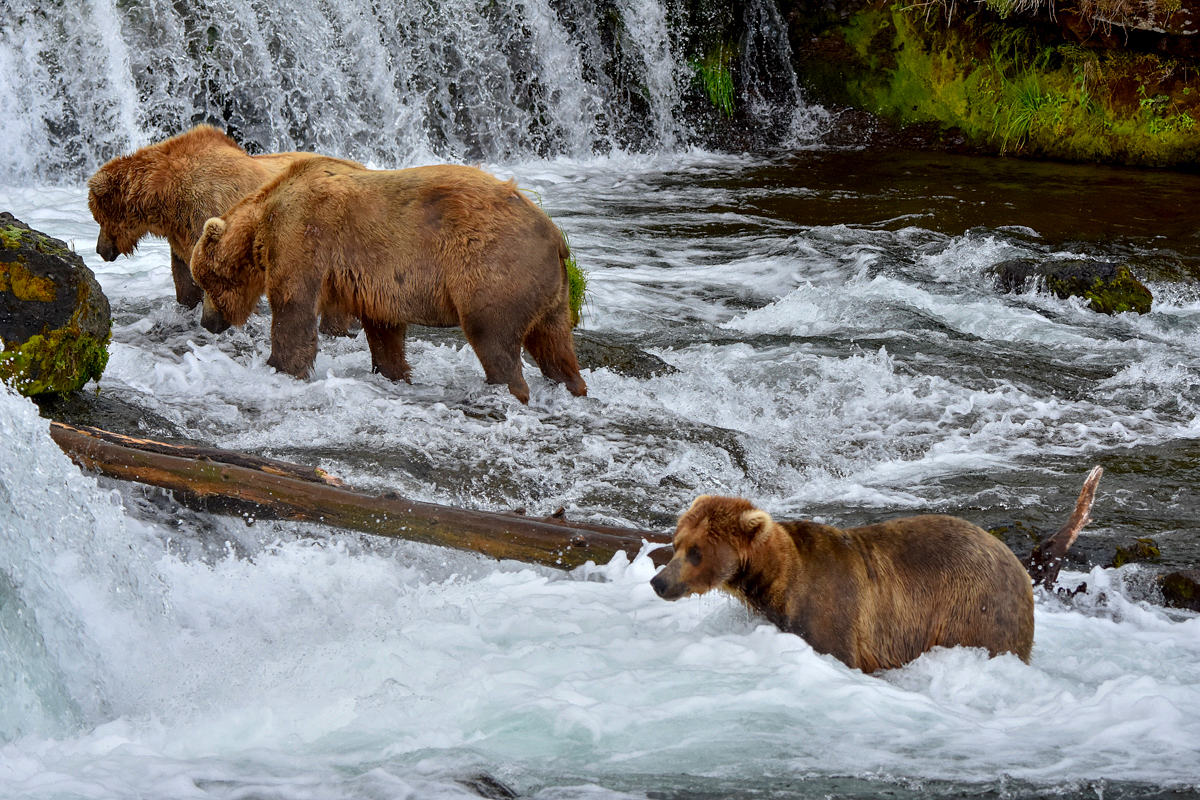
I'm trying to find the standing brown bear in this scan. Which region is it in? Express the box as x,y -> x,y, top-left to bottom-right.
651,469 -> 1102,672
86,125 -> 357,334
189,157 -> 587,404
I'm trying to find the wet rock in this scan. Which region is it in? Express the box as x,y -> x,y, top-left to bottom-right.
573,330 -> 678,379
1109,537 -> 1161,568
0,213 -> 111,395
989,258 -> 1153,315
455,771 -> 518,799
33,390 -> 182,440
1159,569 -> 1200,612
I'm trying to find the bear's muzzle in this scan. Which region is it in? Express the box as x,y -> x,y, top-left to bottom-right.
96,230 -> 119,261
200,293 -> 232,334
650,559 -> 689,600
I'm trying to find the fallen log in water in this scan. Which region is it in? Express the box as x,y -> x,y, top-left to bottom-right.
48,421 -> 673,571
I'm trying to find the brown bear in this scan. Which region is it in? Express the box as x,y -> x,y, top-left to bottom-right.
650,470 -> 1102,672
86,125 -> 359,335
189,156 -> 587,404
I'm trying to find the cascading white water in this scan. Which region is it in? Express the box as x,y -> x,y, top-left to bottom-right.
0,0 -> 815,182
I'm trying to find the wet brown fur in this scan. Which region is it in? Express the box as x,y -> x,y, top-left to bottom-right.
189,156 -> 586,403
651,495 -> 1036,672
86,125 -> 356,333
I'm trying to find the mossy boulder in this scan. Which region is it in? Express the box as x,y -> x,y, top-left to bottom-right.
990,258 -> 1154,314
1159,569 -> 1200,612
1109,537 -> 1162,568
0,213 -> 111,395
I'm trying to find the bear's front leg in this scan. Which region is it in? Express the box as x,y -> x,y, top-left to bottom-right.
267,296 -> 321,379
170,250 -> 205,309
364,321 -> 411,382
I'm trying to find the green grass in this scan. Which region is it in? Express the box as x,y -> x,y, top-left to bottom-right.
691,44 -> 737,117
832,4 -> 1200,166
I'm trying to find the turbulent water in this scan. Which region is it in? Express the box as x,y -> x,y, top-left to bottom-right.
4,0 -> 1200,798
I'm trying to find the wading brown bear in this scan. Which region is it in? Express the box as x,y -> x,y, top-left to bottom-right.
86,125 -> 359,335
189,157 -> 587,404
650,469 -> 1103,672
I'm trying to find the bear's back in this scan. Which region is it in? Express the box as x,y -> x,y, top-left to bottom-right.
782,514 -> 1034,670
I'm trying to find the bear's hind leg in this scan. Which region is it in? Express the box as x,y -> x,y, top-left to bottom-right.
462,319 -> 531,404
364,321 -> 411,382
524,314 -> 587,398
267,297 -> 320,379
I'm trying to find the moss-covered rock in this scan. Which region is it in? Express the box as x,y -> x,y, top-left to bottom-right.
0,213 -> 111,395
1110,537 -> 1162,567
1159,569 -> 1200,612
990,258 -> 1153,314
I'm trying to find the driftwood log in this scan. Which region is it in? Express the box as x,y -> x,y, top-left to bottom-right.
48,421 -> 673,571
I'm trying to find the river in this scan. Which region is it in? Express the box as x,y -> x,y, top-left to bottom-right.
3,0 -> 1200,797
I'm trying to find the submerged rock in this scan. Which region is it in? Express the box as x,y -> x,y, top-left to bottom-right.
573,331 -> 678,379
1109,537 -> 1162,568
0,213 -> 111,395
1159,569 -> 1200,612
990,258 -> 1153,315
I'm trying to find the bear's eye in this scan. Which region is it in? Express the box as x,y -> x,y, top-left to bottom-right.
686,545 -> 702,566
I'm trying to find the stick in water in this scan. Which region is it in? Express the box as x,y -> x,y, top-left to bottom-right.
1023,465 -> 1104,591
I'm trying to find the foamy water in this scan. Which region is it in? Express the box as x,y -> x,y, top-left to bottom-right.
3,151 -> 1200,799
2,380 -> 1199,799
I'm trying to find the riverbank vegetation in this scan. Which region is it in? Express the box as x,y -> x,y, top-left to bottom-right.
787,0 -> 1200,166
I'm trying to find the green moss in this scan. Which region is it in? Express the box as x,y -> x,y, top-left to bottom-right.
691,44 -> 737,117
1044,265 -> 1153,314
0,261 -> 58,302
816,3 -> 1200,166
0,226 -> 23,250
1160,571 -> 1198,604
0,326 -> 110,396
565,250 -> 588,328
2,223 -> 75,257
1110,537 -> 1161,568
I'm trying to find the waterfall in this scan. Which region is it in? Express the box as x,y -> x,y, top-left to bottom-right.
0,0 -> 821,183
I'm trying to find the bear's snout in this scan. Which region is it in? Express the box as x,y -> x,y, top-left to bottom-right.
650,562 -> 688,601
200,293 -> 232,334
96,231 -> 119,261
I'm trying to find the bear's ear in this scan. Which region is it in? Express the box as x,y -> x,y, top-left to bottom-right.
684,494 -> 713,513
201,217 -> 227,241
739,509 -> 773,544
87,171 -> 111,198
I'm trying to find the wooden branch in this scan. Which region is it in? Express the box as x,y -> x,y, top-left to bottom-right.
48,421 -> 673,571
1024,465 -> 1104,591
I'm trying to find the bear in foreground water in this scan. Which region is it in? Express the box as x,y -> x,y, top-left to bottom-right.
650,469 -> 1103,672
86,125 -> 354,315
189,157 -> 587,404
